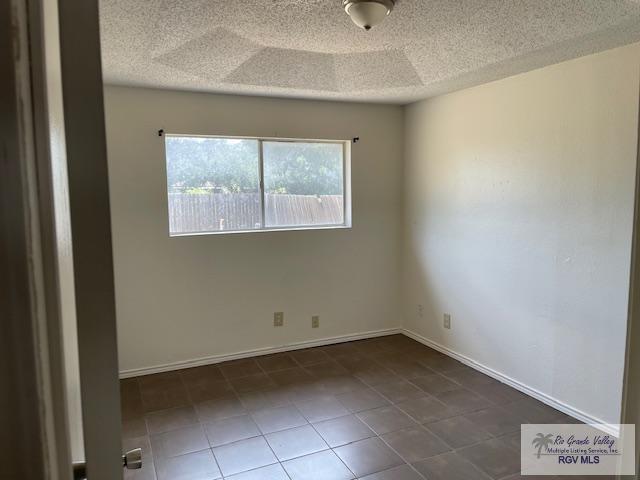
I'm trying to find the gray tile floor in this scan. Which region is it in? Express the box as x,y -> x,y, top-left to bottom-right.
120,334 -> 605,480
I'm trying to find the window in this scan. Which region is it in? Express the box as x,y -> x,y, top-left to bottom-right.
164,135 -> 350,235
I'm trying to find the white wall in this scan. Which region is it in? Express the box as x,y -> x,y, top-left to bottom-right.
403,43 -> 640,424
104,87 -> 404,373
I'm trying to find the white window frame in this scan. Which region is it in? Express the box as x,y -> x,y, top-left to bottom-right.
164,134 -> 352,236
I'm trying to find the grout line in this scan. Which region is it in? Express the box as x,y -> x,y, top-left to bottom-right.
259,433 -> 287,478
329,446 -> 359,479
209,446 -> 223,480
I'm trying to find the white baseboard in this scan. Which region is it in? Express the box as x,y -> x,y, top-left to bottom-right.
401,328 -> 619,437
119,327 -> 402,379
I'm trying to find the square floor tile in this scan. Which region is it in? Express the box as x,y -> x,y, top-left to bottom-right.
458,437 -> 521,479
289,348 -> 330,366
410,374 -> 459,395
464,406 -> 526,436
137,372 -> 181,391
295,396 -> 350,423
320,375 -> 367,395
155,449 -> 221,480
212,436 -> 277,477
265,424 -> 328,461
396,396 -> 455,424
122,417 -> 148,439
121,378 -> 144,420
334,437 -> 403,477
224,463 -> 290,480
468,382 -> 527,404
443,368 -> 497,387
373,380 -> 426,404
282,450 -> 354,480
497,431 -> 521,452
179,365 -> 225,387
381,425 -> 451,463
195,395 -> 246,422
138,372 -> 190,413
268,368 -> 313,386
150,425 -> 209,459
359,464 -> 424,480
145,406 -> 199,435
186,379 -> 234,403
412,451 -> 491,480
256,353 -> 298,372
425,415 -> 492,448
312,414 -> 374,447
218,358 -> 264,379
237,388 -> 290,412
354,367 -> 402,386
323,342 -> 360,356
230,373 -> 277,393
251,405 -> 307,434
387,360 -> 434,380
335,354 -> 373,372
502,398 -> 565,423
203,414 -> 261,447
336,388 -> 389,413
305,361 -> 349,378
356,405 -> 415,435
285,381 -> 328,403
219,359 -> 263,379
124,460 -> 156,480
354,338 -> 390,354
434,388 -> 492,414
419,356 -> 464,373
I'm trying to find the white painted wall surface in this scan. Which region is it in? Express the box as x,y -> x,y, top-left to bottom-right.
403,43 -> 640,424
104,87 -> 404,373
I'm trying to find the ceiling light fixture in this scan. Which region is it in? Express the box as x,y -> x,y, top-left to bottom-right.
343,0 -> 395,31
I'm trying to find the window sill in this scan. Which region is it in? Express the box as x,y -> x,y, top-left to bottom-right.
169,224 -> 352,237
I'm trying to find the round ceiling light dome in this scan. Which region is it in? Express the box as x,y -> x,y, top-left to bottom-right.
343,0 -> 395,31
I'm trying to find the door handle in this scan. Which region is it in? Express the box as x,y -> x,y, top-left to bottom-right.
72,448 -> 142,479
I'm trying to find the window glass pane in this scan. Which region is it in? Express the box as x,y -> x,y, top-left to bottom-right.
165,136 -> 260,234
262,142 -> 344,228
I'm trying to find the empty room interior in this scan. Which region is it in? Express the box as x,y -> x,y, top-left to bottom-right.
41,0 -> 640,479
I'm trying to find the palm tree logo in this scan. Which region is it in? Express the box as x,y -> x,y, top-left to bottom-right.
532,433 -> 554,459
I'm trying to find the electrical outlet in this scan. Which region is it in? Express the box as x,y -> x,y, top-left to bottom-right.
312,315 -> 320,328
443,313 -> 451,329
418,304 -> 424,317
274,312 -> 284,327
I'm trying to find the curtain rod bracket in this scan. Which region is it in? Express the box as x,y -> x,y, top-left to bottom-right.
352,137 -> 359,143
158,129 -> 164,137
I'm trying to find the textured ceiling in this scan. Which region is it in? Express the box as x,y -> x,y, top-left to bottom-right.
100,0 -> 640,104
